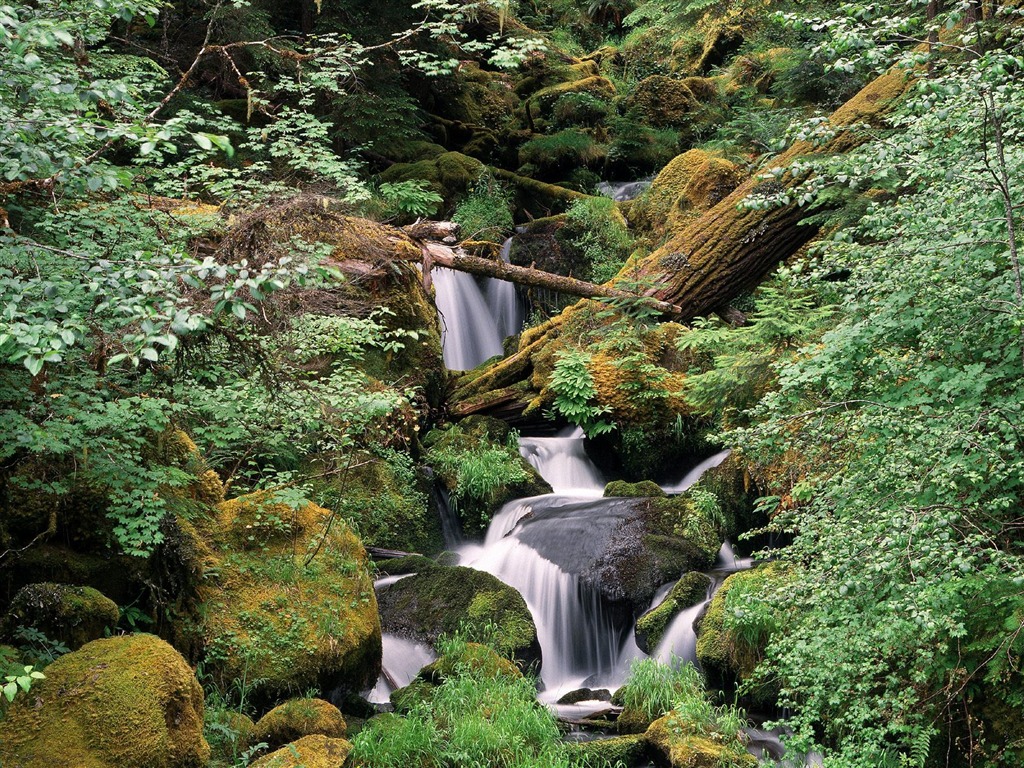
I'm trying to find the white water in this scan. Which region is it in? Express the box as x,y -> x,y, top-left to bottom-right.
431,238 -> 525,371
484,238 -> 526,342
518,428 -> 607,496
597,179 -> 652,202
653,541 -> 754,664
660,449 -> 731,494
366,634 -> 437,704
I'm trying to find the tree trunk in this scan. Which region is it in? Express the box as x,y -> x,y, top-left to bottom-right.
420,242 -> 684,315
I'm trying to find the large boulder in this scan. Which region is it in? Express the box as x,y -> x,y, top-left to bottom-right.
251,698 -> 347,752
376,564 -> 540,668
249,735 -> 353,768
646,710 -> 756,767
0,634 -> 209,768
188,491 -> 382,703
583,491 -> 721,611
1,583 -> 119,651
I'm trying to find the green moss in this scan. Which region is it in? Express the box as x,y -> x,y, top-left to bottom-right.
421,641 -> 522,683
191,491 -> 382,704
568,734 -> 647,767
518,129 -> 607,174
645,710 -> 756,767
695,563 -> 790,705
1,583 -> 119,651
375,555 -> 438,576
205,709 -> 255,768
0,634 -> 209,768
379,152 -> 484,209
249,734 -> 353,768
251,698 -> 346,751
604,480 -> 667,498
635,572 -> 712,652
376,565 -> 539,667
624,75 -> 696,128
390,677 -> 436,713
530,76 -> 616,117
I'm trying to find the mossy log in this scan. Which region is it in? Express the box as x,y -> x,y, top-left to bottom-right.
423,242 -> 683,315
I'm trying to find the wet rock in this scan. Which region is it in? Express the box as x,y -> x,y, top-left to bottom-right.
635,572 -> 712,652
557,687 -> 613,705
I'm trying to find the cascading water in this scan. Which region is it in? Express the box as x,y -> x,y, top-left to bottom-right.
484,238 -> 526,342
431,237 -> 526,371
652,541 -> 754,664
597,179 -> 653,202
660,449 -> 731,494
366,634 -> 437,704
518,427 -> 607,496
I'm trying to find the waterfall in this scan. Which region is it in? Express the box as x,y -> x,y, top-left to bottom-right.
659,449 -> 731,494
366,633 -> 437,704
459,489 -> 641,702
597,179 -> 652,202
518,427 -> 606,496
484,238 -> 526,342
652,541 -> 754,664
432,267 -> 504,371
432,237 -> 525,371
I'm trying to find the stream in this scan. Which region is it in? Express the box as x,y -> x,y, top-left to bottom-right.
370,243 -> 822,765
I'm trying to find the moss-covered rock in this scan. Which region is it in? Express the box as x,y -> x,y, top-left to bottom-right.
583,492 -> 721,610
695,563 -> 790,705
390,677 -> 436,713
629,149 -> 744,240
645,710 -> 756,767
635,572 -> 712,653
568,733 -> 648,767
605,480 -> 667,498
530,76 -> 616,118
0,634 -> 209,768
251,699 -> 346,751
623,76 -> 697,128
1,583 -> 119,651
374,554 -> 438,576
190,491 -> 381,704
249,735 -> 353,768
424,416 -> 550,534
379,151 -> 484,210
420,641 -> 522,683
376,565 -> 539,668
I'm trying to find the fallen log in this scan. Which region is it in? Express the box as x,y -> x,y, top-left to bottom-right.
421,241 -> 684,316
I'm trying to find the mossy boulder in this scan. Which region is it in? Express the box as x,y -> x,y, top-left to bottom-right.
693,452 -> 762,539
251,699 -> 346,751
530,76 -> 616,118
379,151 -> 484,210
605,480 -> 667,498
645,710 -> 756,767
569,734 -> 648,767
583,492 -> 721,611
249,735 -> 353,768
375,554 -> 438,576
695,563 -> 790,705
376,565 -> 540,668
629,149 -> 744,239
190,491 -> 381,704
0,634 -> 209,768
2,543 -> 145,607
635,572 -> 713,653
1,583 -> 119,651
623,76 -> 697,128
420,641 -> 522,682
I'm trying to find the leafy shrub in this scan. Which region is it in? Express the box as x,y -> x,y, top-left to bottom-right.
560,197 -> 634,283
518,129 -> 607,172
547,349 -> 614,437
452,175 -> 514,243
552,91 -> 611,128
